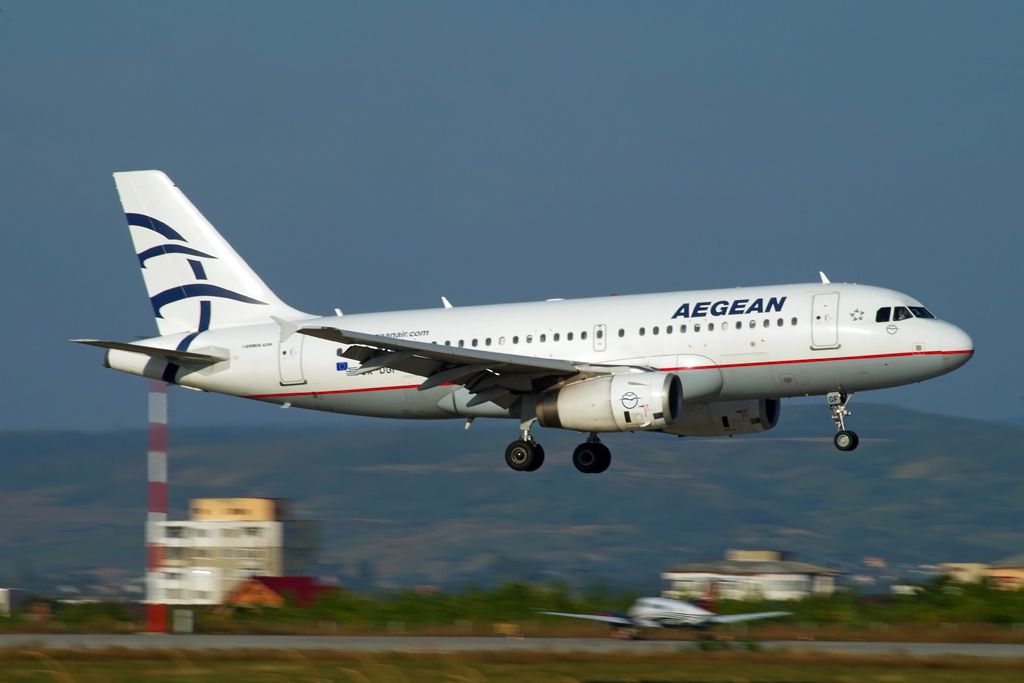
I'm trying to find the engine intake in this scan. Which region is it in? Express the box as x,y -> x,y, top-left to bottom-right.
535,372 -> 683,432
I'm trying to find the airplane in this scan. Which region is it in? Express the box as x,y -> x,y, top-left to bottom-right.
73,170 -> 974,474
542,596 -> 791,637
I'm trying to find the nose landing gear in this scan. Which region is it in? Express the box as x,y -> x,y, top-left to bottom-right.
828,391 -> 859,451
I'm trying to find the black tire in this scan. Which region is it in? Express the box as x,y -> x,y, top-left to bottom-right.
505,440 -> 543,471
834,430 -> 859,451
591,443 -> 611,473
525,443 -> 545,472
573,442 -> 608,473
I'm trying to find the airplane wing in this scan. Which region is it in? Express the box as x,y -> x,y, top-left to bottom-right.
707,611 -> 791,624
71,339 -> 227,365
540,611 -> 635,627
297,326 -> 634,409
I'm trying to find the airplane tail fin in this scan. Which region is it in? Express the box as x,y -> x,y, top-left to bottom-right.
113,170 -> 308,336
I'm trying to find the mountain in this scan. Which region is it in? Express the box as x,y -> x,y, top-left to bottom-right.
2,404 -> 1022,593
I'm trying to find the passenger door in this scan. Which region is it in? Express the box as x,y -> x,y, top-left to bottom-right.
278,334 -> 306,385
811,292 -> 840,349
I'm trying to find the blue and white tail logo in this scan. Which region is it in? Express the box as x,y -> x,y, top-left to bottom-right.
115,171 -> 306,336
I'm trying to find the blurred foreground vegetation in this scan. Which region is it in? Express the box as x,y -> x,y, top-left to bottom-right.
1,650 -> 1024,683
7,577 -> 1024,638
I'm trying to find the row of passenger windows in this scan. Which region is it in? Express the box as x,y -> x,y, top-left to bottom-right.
441,318 -> 800,348
876,306 -> 935,323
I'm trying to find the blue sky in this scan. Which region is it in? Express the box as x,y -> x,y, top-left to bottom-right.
2,2 -> 1020,431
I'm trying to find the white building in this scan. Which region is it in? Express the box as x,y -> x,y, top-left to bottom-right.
148,498 -> 318,605
662,549 -> 838,601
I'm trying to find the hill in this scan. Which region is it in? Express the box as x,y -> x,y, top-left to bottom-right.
2,403 -> 1022,592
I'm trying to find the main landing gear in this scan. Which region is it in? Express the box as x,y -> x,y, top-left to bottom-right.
828,391 -> 859,451
572,435 -> 611,474
504,423 -> 612,473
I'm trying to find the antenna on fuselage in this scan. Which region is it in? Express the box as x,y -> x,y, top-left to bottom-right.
819,271 -> 831,284
441,296 -> 454,309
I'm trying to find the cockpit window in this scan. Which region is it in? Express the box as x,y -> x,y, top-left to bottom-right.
875,307 -> 891,323
893,306 -> 912,321
909,306 -> 935,319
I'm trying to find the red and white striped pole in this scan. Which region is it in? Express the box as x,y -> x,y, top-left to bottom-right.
145,379 -> 168,633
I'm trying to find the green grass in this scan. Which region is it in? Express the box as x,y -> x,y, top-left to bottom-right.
1,650 -> 1023,683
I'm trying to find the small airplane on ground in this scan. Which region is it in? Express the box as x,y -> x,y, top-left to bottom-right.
542,596 -> 790,638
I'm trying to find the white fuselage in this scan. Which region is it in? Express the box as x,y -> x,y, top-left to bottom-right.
107,281 -> 973,433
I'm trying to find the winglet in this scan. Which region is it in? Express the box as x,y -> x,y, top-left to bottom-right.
819,271 -> 831,284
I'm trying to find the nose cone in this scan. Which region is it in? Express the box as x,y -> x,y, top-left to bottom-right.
941,323 -> 974,371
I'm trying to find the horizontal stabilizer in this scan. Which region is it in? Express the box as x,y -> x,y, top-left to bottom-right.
708,610 -> 791,624
70,339 -> 227,365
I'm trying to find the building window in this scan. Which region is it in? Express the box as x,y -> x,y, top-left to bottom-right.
165,526 -> 184,539
244,527 -> 262,537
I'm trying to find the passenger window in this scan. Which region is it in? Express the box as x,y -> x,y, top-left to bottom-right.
763,319 -> 770,328
653,326 -> 659,335
749,320 -> 756,329
471,339 -> 478,347
618,329 -> 625,337
596,329 -> 603,339
876,307 -> 891,323
499,336 -> 505,345
680,324 -> 687,333
708,323 -> 715,331
639,327 -> 645,336
444,340 -> 450,346
666,325 -> 673,334
526,335 -> 533,343
512,336 -> 519,344
777,318 -> 784,327
540,334 -> 546,342
722,322 -> 729,330
458,340 -> 464,347
893,306 -> 912,321
791,317 -> 798,326
567,332 -> 574,341
485,338 -> 492,346
581,331 -> 588,340
553,333 -> 560,341
694,323 -> 701,332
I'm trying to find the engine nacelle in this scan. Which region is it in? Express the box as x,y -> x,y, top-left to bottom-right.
666,399 -> 781,436
535,372 -> 683,432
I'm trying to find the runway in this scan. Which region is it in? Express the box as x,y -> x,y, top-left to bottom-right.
2,634 -> 1024,658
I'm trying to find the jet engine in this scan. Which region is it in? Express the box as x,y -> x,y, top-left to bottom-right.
534,372 -> 683,432
665,399 -> 781,436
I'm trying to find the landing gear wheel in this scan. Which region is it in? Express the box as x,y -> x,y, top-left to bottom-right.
834,430 -> 859,452
573,442 -> 612,474
505,440 -> 544,472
